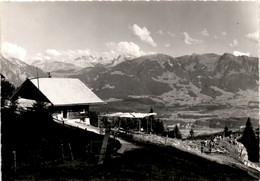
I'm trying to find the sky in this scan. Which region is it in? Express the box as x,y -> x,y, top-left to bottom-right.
1,1 -> 259,64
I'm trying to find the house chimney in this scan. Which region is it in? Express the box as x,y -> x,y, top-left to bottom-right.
47,72 -> 51,78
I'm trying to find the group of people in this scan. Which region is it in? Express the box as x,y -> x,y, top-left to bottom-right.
201,138 -> 215,153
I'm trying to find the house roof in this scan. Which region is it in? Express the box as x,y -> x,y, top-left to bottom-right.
12,78 -> 103,107
30,78 -> 103,106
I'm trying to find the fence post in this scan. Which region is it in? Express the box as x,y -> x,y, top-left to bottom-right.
147,119 -> 148,134
61,143 -> 65,162
90,137 -> 93,153
68,143 -> 74,161
98,129 -> 110,165
12,151 -> 16,173
165,135 -> 168,145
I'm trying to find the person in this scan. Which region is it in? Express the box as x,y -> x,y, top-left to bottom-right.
209,139 -> 215,154
201,142 -> 204,153
210,139 -> 215,147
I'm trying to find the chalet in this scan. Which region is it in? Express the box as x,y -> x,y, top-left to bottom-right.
11,77 -> 104,123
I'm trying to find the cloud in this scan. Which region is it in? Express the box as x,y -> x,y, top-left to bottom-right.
45,49 -> 91,58
1,42 -> 27,60
104,41 -> 145,58
157,30 -> 163,35
168,31 -> 175,38
46,49 -> 61,56
229,39 -> 238,47
36,53 -> 43,57
246,31 -> 259,43
64,49 -> 91,57
116,42 -> 143,56
165,43 -> 171,48
44,56 -> 51,60
183,32 -> 203,45
233,51 -> 250,57
29,49 -> 92,64
221,32 -> 227,36
131,24 -> 157,47
103,41 -> 156,59
200,28 -> 209,36
214,35 -> 219,39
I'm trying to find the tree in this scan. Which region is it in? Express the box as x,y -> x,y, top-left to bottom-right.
148,107 -> 155,133
152,119 -> 164,135
168,129 -> 175,138
224,126 -> 229,137
239,117 -> 258,162
1,76 -> 15,107
174,125 -> 182,139
189,129 -> 194,139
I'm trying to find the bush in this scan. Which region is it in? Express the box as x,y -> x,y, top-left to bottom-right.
168,125 -> 182,139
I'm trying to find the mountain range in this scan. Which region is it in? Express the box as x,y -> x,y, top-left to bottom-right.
0,54 -> 45,87
1,52 -> 258,116
69,53 -> 258,107
30,54 -> 136,73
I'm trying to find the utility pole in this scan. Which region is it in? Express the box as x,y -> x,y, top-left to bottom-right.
98,128 -> 110,165
13,151 -> 16,173
36,67 -> 40,90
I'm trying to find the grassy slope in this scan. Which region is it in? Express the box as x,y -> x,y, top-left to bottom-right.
9,143 -> 257,181
1,108 -> 257,180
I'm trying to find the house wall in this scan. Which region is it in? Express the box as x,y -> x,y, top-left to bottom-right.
52,106 -> 89,120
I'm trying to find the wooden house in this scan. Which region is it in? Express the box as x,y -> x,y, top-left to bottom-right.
11,77 -> 104,123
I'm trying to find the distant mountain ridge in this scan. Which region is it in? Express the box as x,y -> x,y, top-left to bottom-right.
70,53 -> 258,107
29,54 -> 136,72
31,59 -> 81,72
0,54 -> 45,87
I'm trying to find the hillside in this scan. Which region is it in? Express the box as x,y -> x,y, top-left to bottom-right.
0,54 -> 45,87
1,106 -> 257,180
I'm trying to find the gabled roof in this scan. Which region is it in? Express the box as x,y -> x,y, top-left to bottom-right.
12,78 -> 103,107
